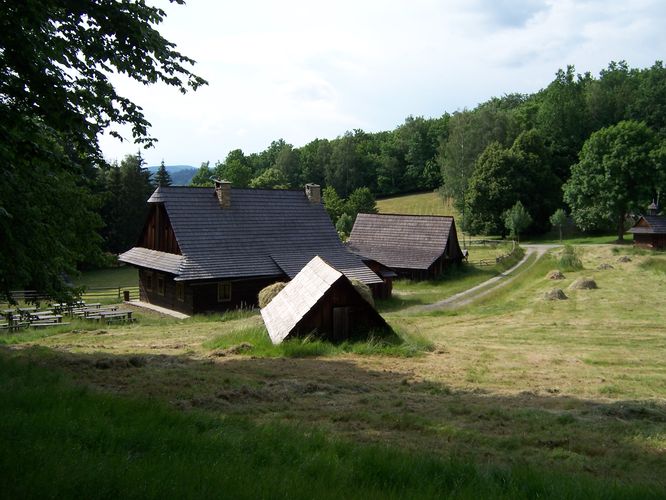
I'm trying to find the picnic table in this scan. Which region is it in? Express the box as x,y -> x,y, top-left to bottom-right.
73,305 -> 118,318
88,309 -> 133,324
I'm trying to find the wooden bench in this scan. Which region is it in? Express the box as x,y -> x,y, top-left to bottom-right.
30,321 -> 70,329
89,310 -> 133,324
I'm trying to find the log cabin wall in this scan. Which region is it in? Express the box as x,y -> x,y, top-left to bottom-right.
139,204 -> 180,254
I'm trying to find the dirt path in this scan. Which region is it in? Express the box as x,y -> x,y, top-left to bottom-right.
407,244 -> 558,313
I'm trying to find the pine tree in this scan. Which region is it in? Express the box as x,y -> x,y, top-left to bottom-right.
154,160 -> 173,187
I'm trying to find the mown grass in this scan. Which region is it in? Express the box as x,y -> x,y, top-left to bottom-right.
639,257 -> 666,274
204,325 -> 434,358
1,353 -> 660,499
376,191 -> 458,217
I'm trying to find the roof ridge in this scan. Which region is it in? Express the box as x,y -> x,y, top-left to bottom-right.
360,212 -> 454,219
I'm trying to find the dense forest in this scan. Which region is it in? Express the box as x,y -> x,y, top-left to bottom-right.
184,61 -> 666,238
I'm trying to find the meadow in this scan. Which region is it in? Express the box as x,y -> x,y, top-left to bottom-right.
2,245 -> 666,497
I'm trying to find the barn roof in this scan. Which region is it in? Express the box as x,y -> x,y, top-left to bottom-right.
261,256 -> 343,344
628,215 -> 666,234
347,213 -> 462,270
119,186 -> 382,285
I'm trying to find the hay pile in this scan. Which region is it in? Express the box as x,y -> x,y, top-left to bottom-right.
617,256 -> 632,263
596,263 -> 614,270
568,277 -> 597,290
544,288 -> 567,300
258,282 -> 287,308
351,278 -> 374,307
547,270 -> 565,280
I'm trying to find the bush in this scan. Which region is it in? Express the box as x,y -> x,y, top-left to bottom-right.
558,245 -> 583,271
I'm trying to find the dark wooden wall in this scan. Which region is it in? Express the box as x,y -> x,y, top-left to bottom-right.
634,233 -> 666,250
139,204 -> 181,254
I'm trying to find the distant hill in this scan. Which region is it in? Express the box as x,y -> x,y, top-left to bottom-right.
145,165 -> 197,186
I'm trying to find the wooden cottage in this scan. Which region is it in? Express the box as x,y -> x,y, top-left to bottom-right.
260,256 -> 391,344
347,213 -> 465,280
119,182 -> 383,314
629,202 -> 666,250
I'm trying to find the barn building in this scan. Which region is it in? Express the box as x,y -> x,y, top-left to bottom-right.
261,256 -> 391,344
347,213 -> 465,280
119,182 -> 384,314
629,202 -> 666,250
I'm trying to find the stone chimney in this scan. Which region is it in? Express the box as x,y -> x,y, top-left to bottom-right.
214,179 -> 231,208
305,183 -> 321,203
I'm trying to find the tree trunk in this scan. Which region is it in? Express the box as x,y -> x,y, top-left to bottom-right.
617,213 -> 625,242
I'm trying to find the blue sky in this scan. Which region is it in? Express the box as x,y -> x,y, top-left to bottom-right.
99,0 -> 666,167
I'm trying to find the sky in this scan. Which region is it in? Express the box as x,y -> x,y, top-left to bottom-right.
99,0 -> 666,168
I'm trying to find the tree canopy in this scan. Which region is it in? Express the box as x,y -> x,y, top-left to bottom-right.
563,120 -> 664,240
0,0 -> 205,299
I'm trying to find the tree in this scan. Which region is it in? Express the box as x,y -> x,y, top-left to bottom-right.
322,186 -> 345,224
190,161 -> 214,187
344,187 -> 378,223
503,201 -> 532,242
0,0 -> 206,300
249,168 -> 288,189
214,150 -> 252,188
549,209 -> 568,242
335,213 -> 353,239
563,120 -> 662,241
154,160 -> 172,187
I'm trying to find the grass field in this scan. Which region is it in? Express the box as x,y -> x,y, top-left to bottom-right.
2,244 -> 666,496
74,265 -> 138,288
377,191 -> 458,217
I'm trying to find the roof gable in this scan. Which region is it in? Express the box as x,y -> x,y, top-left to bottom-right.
261,256 -> 344,344
629,215 -> 666,234
347,213 -> 462,269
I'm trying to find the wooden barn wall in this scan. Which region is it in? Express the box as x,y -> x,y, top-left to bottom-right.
294,280 -> 389,341
191,276 -> 282,314
634,233 -> 666,250
139,204 -> 181,254
138,269 -> 194,315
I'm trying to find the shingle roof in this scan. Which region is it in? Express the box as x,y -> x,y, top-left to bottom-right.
629,215 -> 666,234
261,256 -> 343,344
347,213 -> 463,270
119,247 -> 184,275
119,186 -> 381,285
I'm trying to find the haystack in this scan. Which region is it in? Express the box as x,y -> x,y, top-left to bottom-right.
547,270 -> 565,280
568,277 -> 597,290
351,278 -> 374,306
596,263 -> 614,270
258,282 -> 287,308
544,288 -> 567,300
617,256 -> 632,263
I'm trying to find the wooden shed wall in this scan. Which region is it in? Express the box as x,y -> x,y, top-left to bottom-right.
634,233 -> 666,250
292,279 -> 389,341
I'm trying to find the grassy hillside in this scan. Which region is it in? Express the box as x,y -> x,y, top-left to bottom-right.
377,191 -> 458,217
3,245 -> 666,496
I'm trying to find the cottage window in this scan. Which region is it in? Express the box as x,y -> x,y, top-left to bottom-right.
217,281 -> 231,302
157,274 -> 165,296
144,271 -> 153,292
176,282 -> 185,302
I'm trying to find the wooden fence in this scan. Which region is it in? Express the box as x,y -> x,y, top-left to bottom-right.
2,286 -> 139,306
466,240 -> 517,267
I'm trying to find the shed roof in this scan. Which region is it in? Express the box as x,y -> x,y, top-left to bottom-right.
119,247 -> 184,275
628,215 -> 666,234
347,213 -> 461,270
119,186 -> 381,285
261,256 -> 343,344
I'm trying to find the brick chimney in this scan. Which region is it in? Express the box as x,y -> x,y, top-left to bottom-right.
305,183 -> 321,203
214,179 -> 231,208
